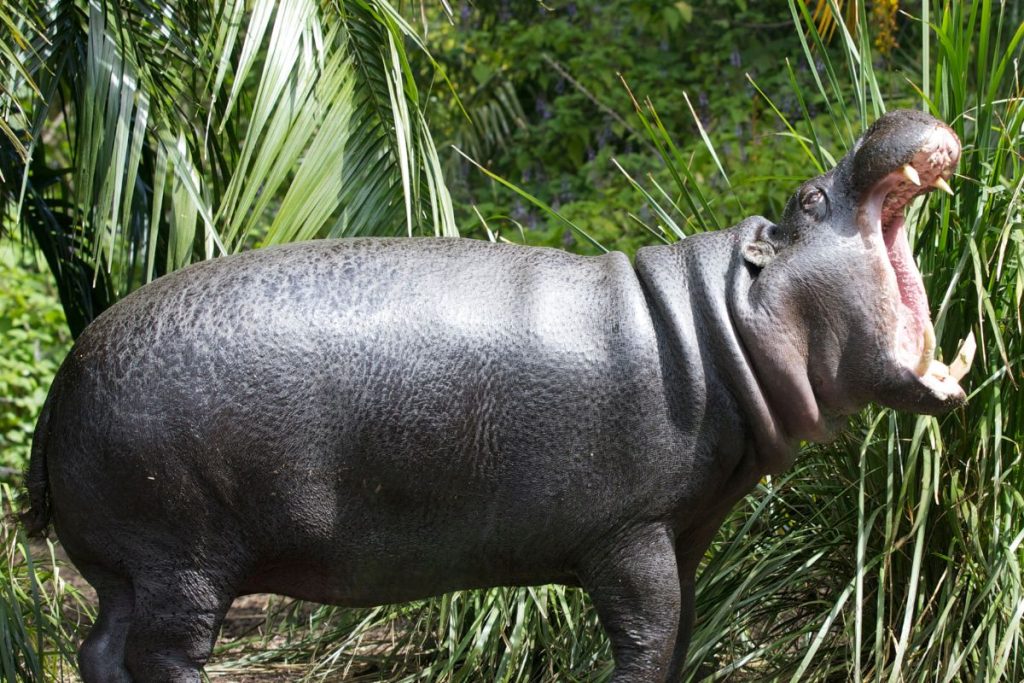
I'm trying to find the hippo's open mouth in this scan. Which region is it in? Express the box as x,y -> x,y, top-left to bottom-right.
856,123 -> 971,396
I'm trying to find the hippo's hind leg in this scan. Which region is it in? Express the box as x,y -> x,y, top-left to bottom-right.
77,567 -> 133,683
123,566 -> 237,683
579,525 -> 680,683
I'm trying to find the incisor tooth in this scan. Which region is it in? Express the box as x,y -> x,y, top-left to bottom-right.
934,177 -> 954,195
902,164 -> 921,185
916,321 -> 936,377
948,331 -> 976,381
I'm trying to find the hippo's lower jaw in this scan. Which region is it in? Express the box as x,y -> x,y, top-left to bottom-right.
857,122 -> 969,413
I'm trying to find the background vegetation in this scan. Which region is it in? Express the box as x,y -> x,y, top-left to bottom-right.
0,247 -> 69,478
1,0 -> 1022,681
419,0 -> 822,252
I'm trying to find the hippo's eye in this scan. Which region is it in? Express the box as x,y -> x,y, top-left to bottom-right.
800,187 -> 828,220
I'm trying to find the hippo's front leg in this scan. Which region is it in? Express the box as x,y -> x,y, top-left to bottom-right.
580,526 -> 680,683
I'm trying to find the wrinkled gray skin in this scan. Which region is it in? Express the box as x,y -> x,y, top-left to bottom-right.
23,110 -> 965,682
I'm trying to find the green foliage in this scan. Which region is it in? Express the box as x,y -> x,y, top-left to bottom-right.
0,484 -> 87,682
215,586 -> 611,681
1,0 -> 457,338
0,248 -> 70,477
0,252 -> 77,682
421,0 -> 835,253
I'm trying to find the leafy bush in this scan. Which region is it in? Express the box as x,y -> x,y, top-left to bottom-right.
0,248 -> 70,478
419,0 -> 862,253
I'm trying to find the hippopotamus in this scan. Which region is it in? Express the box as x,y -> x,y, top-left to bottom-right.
23,109 -> 971,682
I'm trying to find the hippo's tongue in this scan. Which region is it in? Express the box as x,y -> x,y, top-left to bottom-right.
884,217 -> 934,375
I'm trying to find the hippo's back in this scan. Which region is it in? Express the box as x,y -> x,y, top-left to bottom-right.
56,238 -> 656,435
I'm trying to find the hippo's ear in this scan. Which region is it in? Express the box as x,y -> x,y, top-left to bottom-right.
740,217 -> 781,271
742,240 -> 776,269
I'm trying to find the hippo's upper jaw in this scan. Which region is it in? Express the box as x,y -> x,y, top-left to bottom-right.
733,110 -> 969,449
851,111 -> 967,412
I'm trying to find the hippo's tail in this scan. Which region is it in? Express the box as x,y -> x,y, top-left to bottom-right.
21,389 -> 55,537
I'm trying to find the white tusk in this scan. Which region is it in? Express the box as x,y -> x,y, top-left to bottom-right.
902,164 -> 921,185
948,331 -> 976,381
933,177 -> 954,195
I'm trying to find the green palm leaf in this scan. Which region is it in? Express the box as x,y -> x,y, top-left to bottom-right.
0,0 -> 456,337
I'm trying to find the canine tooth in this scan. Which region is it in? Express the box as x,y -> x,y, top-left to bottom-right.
933,177 -> 954,195
916,321 -> 936,377
948,331 -> 976,381
902,164 -> 921,185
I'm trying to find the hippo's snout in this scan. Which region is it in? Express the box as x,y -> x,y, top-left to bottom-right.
850,111 -> 967,407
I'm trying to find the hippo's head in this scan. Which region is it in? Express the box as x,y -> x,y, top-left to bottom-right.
735,109 -> 968,443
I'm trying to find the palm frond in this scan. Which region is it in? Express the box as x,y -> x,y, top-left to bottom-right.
1,0 -> 456,336
0,0 -> 46,169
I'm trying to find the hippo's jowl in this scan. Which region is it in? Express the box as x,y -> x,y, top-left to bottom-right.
24,110 -> 972,682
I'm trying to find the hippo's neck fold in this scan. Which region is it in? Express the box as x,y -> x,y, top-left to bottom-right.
635,227 -> 799,477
